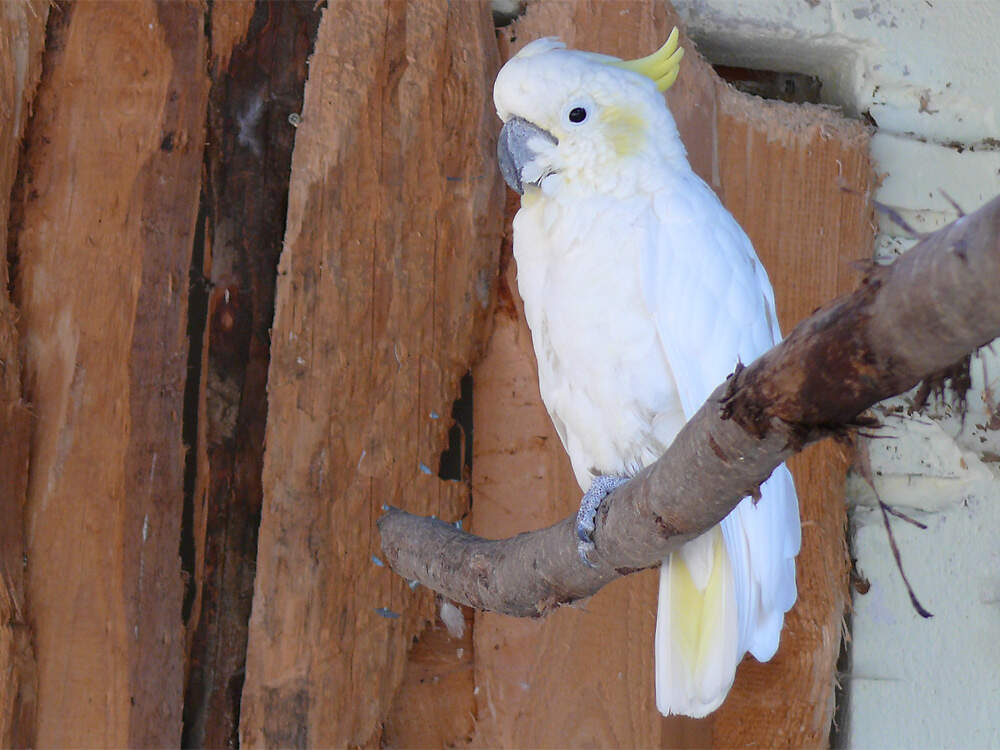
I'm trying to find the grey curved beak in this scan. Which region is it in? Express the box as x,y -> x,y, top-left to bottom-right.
497,117 -> 558,195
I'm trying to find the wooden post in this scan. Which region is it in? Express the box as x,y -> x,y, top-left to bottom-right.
10,2 -> 209,744
239,2 -> 504,746
711,91 -> 870,750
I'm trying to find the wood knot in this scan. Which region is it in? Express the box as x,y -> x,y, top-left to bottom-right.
653,514 -> 681,539
708,434 -> 728,462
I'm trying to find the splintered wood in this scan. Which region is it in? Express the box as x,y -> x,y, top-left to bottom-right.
466,1 -> 873,748
239,2 -> 504,746
10,2 -> 209,746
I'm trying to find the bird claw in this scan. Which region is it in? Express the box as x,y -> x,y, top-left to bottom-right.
577,522 -> 597,568
575,474 -> 629,567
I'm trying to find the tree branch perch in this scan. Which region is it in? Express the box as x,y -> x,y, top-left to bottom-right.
378,193 -> 1000,617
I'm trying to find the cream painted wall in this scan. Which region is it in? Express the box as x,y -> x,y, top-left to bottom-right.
671,1 -> 1000,746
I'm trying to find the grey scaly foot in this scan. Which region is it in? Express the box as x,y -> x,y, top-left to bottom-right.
576,474 -> 629,566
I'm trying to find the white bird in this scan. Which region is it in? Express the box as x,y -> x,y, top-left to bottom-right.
493,29 -> 801,718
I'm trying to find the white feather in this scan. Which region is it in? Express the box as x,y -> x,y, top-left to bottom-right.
655,526 -> 738,718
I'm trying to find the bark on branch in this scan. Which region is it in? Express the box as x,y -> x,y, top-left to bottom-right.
378,194 -> 1000,617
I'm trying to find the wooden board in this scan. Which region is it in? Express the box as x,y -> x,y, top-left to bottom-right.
0,2 -> 47,746
10,2 -> 209,745
239,1 -> 504,746
469,1 -> 873,747
472,7 -> 712,746
711,91 -> 871,750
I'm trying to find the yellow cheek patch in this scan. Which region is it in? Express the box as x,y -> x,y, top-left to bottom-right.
599,105 -> 647,157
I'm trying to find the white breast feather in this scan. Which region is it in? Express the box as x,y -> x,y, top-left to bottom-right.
513,167 -> 800,715
513,192 -> 685,488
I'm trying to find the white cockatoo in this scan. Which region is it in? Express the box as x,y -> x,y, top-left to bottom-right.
493,29 -> 801,718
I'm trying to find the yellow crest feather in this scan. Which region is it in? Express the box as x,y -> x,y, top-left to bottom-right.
610,27 -> 684,92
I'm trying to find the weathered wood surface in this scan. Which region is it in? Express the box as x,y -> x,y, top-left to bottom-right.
467,1 -> 872,746
209,0 -> 255,74
10,2 -> 209,745
181,3 -> 321,747
382,608 -> 477,748
239,1 -> 504,746
0,2 -> 46,746
711,93 -> 870,749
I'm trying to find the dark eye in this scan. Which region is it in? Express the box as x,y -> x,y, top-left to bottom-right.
568,106 -> 588,124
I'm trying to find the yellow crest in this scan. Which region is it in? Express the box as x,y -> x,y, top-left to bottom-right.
610,27 -> 684,92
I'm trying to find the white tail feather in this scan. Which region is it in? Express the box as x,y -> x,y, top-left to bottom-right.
655,527 -> 738,718
655,463 -> 800,716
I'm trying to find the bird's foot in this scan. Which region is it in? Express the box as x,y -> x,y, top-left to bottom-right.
576,474 -> 630,567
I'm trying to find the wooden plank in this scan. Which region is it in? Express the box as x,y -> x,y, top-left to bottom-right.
181,3 -> 321,747
471,1 -> 872,746
0,2 -> 47,746
239,1 -> 504,746
711,94 -> 872,750
11,2 -> 209,745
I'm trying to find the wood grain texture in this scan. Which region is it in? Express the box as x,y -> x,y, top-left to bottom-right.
209,0 -> 255,74
0,2 -> 46,746
11,2 -> 209,745
0,0 -> 46,393
382,609 -> 477,748
470,1 -> 872,746
0,402 -> 33,749
239,1 -> 504,746
711,97 -> 872,748
182,3 -> 321,747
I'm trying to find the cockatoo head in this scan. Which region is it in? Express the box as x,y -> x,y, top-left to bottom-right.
494,29 -> 686,196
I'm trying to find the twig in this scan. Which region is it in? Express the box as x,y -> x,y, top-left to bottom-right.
873,199 -> 928,239
877,500 -> 933,618
939,188 -> 966,218
882,503 -> 928,531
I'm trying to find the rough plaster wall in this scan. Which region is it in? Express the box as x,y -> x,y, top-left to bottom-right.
671,1 -> 1000,746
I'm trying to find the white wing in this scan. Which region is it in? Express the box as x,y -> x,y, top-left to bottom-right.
641,175 -> 779,415
641,171 -> 801,685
